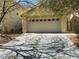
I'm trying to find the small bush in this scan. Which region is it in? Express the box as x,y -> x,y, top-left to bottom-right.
72,20 -> 79,33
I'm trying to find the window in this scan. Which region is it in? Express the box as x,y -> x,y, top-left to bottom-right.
40,19 -> 42,21
52,19 -> 55,21
36,19 -> 39,22
32,19 -> 35,22
48,19 -> 51,21
44,19 -> 46,21
56,19 -> 60,21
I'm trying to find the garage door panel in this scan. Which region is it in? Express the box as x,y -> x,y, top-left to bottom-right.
28,21 -> 61,32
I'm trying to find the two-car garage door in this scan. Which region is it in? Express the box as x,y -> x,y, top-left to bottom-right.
28,18 -> 61,33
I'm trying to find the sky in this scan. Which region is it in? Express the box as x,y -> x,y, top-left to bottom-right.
16,0 -> 38,7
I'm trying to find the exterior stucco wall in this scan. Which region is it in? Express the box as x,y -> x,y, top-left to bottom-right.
61,17 -> 67,32
22,18 -> 28,33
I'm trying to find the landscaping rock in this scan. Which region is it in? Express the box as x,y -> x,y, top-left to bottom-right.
0,33 -> 79,59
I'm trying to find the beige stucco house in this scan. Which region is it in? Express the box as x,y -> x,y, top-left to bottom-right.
20,6 -> 68,33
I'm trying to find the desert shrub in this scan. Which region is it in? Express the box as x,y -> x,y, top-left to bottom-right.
72,19 -> 79,33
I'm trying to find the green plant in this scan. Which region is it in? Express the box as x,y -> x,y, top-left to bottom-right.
72,20 -> 79,33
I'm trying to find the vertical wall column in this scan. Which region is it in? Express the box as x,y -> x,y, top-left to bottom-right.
22,14 -> 29,33
61,16 -> 67,32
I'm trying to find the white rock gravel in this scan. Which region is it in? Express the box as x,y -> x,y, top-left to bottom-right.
0,33 -> 79,59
